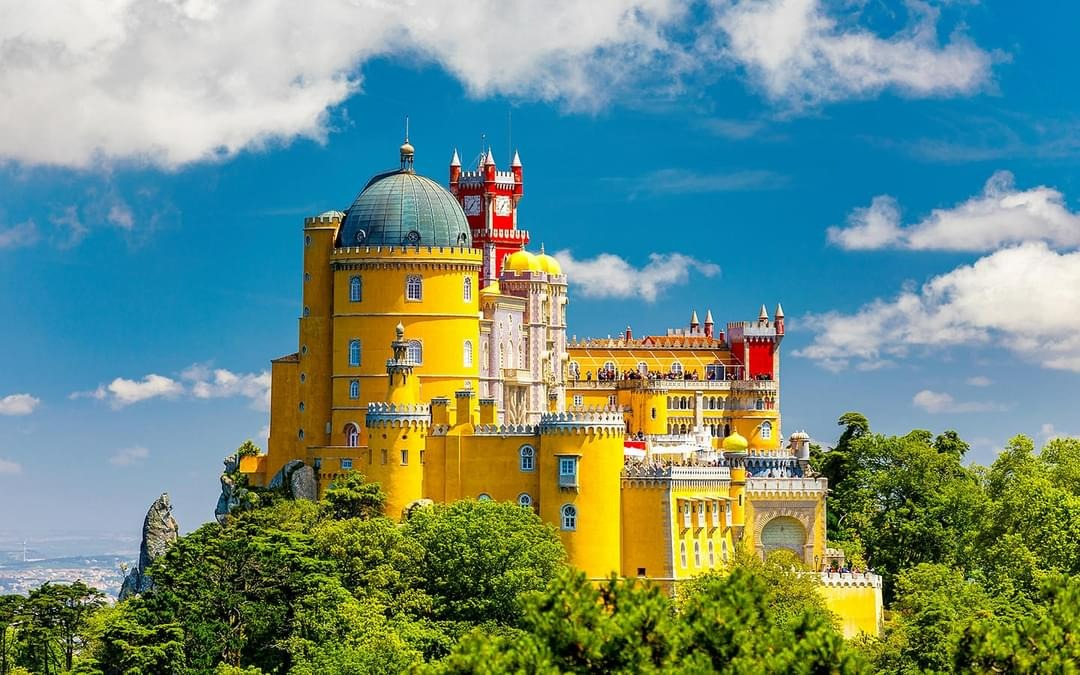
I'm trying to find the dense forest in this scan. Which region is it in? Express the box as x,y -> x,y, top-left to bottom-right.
1,414 -> 1079,673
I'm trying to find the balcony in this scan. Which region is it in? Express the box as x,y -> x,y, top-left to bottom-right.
558,474 -> 578,488
730,379 -> 778,394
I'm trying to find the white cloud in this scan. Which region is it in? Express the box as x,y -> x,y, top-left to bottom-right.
553,251 -> 720,302
623,168 -> 783,196
828,172 -> 1080,251
0,220 -> 40,249
0,394 -> 41,416
912,389 -> 1004,414
81,374 -> 184,409
714,0 -> 995,107
966,375 -> 992,387
109,446 -> 149,467
0,0 -> 996,169
0,458 -> 22,475
796,242 -> 1080,373
182,364 -> 271,411
0,0 -> 687,168
73,364 -> 270,410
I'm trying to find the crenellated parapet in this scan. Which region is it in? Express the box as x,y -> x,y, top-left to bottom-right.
818,571 -> 883,588
365,402 -> 431,428
539,407 -> 625,436
746,476 -> 827,497
472,423 -> 539,436
304,211 -> 344,226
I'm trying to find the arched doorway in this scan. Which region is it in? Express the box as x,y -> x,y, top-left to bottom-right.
760,516 -> 807,557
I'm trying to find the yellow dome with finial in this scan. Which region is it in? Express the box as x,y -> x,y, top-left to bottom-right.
505,249 -> 541,273
722,431 -> 749,453
536,245 -> 562,275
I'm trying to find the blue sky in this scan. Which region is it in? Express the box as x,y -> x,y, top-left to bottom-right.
2,0 -> 1079,538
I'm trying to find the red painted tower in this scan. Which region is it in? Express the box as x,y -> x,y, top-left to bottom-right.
449,147 -> 529,286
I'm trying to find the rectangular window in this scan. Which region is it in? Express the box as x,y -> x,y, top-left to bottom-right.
682,502 -> 691,530
419,450 -> 425,464
572,394 -> 583,407
697,502 -> 707,528
406,275 -> 423,301
712,500 -> 721,528
401,449 -> 408,465
349,339 -> 361,367
726,504 -> 733,528
381,449 -> 388,464
637,567 -> 647,577
558,457 -> 578,487
608,395 -> 616,407
368,449 -> 373,465
340,458 -> 353,470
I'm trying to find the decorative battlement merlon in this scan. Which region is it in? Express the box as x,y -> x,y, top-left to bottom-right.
539,407 -> 626,433
365,402 -> 431,415
818,571 -> 883,588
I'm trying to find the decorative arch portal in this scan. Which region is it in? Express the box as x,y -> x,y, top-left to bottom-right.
759,516 -> 808,560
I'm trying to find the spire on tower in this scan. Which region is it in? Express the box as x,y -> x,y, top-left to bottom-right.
759,304 -> 769,321
450,148 -> 460,167
775,303 -> 785,319
399,116 -> 415,172
690,310 -> 700,332
484,147 -> 495,166
511,149 -> 522,167
704,309 -> 714,325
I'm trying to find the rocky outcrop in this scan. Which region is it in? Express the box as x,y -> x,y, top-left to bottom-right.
119,493 -> 179,600
215,454 -> 246,524
402,498 -> 434,520
290,465 -> 317,501
269,459 -> 305,490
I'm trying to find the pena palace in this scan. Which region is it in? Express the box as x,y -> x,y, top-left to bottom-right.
239,135 -> 883,637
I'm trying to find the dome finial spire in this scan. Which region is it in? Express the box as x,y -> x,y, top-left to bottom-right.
399,115 -> 415,172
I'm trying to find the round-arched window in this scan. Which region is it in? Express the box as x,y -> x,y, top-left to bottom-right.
519,445 -> 535,472
560,504 -> 577,531
518,493 -> 532,508
478,493 -> 492,502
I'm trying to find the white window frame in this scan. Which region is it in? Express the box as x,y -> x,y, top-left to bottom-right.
682,501 -> 691,530
722,539 -> 729,562
463,276 -> 472,302
464,340 -> 473,367
558,457 -> 578,487
697,501 -> 706,529
761,420 -> 773,440
478,493 -> 492,502
349,275 -> 362,302
708,540 -> 715,566
671,361 -> 684,376
680,541 -> 688,568
608,394 -> 617,407
348,339 -> 361,367
344,423 -> 359,448
572,394 -> 583,407
349,380 -> 360,399
519,445 -> 535,472
694,541 -> 701,567
518,493 -> 532,508
637,361 -> 648,375
561,504 -> 577,530
406,275 -> 423,301
712,500 -> 721,528
341,458 -> 353,470
602,360 -> 616,375
407,340 -> 423,364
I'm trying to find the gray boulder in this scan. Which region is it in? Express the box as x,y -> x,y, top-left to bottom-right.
119,493 -> 179,600
290,464 -> 318,501
268,459 -> 305,490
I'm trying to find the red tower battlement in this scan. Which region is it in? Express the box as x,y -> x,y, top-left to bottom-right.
449,147 -> 529,286
727,304 -> 784,381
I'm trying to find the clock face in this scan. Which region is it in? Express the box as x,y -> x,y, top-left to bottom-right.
494,195 -> 512,216
463,195 -> 482,216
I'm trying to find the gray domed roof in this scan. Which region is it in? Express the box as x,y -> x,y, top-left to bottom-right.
338,170 -> 471,248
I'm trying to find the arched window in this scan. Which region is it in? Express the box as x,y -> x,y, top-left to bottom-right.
708,540 -> 716,566
463,340 -> 473,367
478,493 -> 492,502
344,423 -> 359,448
518,493 -> 532,508
761,421 -> 773,440
568,361 -> 580,379
637,361 -> 648,375
348,339 -> 361,367
722,539 -> 729,562
406,275 -> 423,301
407,340 -> 423,364
680,541 -> 688,567
463,276 -> 472,302
694,541 -> 701,567
671,361 -> 683,376
560,504 -> 577,531
349,276 -> 362,302
349,380 -> 360,399
602,360 -> 616,375
519,445 -> 535,472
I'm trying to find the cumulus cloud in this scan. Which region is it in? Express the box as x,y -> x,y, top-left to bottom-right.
828,172 -> 1080,251
714,0 -> 995,107
73,364 -> 270,410
796,242 -> 1080,373
553,250 -> 720,302
0,0 -> 994,168
0,220 -> 40,249
0,394 -> 41,416
912,389 -> 1004,414
109,446 -> 150,467
182,364 -> 271,411
72,374 -> 183,408
0,458 -> 22,475
0,0 -> 687,168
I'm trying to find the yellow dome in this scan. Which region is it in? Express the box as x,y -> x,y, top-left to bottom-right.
722,431 -> 749,453
536,253 -> 562,275
505,249 -> 541,273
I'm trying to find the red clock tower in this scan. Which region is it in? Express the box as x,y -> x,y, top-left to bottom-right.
449,147 -> 529,287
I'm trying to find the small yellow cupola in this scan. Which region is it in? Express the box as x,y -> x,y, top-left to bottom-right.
722,431 -> 749,454
505,248 -> 541,273
536,244 -> 562,276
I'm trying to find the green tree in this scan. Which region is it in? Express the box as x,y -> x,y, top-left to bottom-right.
322,471 -> 387,521
404,500 -> 566,626
0,595 -> 23,675
16,582 -> 105,674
